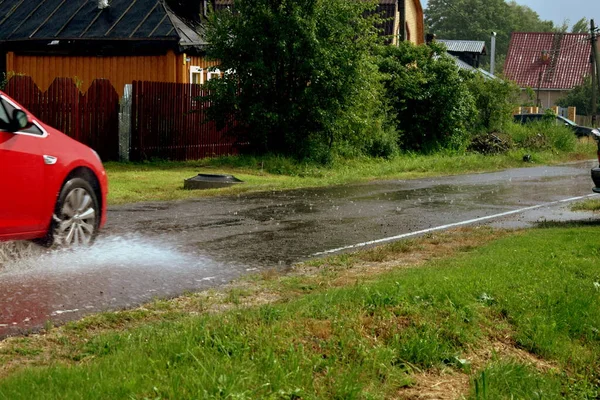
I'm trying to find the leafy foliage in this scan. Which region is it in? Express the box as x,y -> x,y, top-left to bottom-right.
556,76 -> 599,116
464,73 -> 520,132
202,0 -> 391,161
571,17 -> 589,33
379,42 -> 476,152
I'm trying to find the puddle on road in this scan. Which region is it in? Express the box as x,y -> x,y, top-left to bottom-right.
0,234 -> 214,277
0,235 -> 234,337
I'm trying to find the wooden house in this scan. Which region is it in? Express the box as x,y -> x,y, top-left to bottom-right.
504,32 -> 593,108
0,0 -> 424,98
0,0 -> 217,96
376,0 -> 424,45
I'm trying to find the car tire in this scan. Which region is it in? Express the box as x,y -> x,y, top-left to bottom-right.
46,177 -> 100,248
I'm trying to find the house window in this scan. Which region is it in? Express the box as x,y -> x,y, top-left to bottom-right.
405,22 -> 411,42
190,66 -> 204,85
207,69 -> 222,81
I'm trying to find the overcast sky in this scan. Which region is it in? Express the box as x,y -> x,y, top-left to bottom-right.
421,0 -> 600,30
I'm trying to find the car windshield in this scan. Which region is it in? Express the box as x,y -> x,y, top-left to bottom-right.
557,115 -> 577,126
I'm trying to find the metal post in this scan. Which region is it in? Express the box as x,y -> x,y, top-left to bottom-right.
490,32 -> 497,75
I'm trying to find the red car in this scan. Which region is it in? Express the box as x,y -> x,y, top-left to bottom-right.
0,90 -> 107,246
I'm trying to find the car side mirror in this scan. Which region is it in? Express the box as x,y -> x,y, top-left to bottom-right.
8,109 -> 33,132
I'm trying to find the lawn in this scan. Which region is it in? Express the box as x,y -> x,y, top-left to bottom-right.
105,141 -> 596,205
1,225 -> 599,399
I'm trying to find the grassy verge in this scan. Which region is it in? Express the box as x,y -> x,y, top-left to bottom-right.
572,199 -> 600,212
1,225 -> 599,399
106,140 -> 596,205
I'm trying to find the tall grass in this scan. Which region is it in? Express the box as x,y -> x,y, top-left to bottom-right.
503,121 -> 577,152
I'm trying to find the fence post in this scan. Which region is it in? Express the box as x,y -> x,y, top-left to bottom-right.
119,84 -> 132,161
513,106 -> 522,115
550,106 -> 559,115
568,106 -> 576,122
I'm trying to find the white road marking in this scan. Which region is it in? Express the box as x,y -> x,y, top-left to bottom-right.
51,309 -> 80,316
313,194 -> 598,256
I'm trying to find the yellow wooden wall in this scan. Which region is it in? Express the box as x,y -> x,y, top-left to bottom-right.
5,50 -> 218,97
405,0 -> 424,45
388,0 -> 425,46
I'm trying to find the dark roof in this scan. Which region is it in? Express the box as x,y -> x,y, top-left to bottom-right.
504,32 -> 592,90
437,40 -> 486,54
0,0 -> 205,49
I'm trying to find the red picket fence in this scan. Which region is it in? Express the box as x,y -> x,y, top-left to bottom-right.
130,81 -> 242,161
4,76 -> 120,161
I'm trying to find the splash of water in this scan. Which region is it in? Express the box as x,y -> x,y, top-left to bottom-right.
0,235 -> 210,276
0,241 -> 38,266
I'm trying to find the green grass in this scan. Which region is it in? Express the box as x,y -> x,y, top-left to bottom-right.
106,141 -> 596,204
1,226 -> 599,399
572,199 -> 600,212
503,120 -> 579,152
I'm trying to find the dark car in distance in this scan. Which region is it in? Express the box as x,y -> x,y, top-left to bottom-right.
514,113 -> 597,137
590,130 -> 600,193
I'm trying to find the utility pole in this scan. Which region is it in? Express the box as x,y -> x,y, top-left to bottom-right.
591,20 -> 599,126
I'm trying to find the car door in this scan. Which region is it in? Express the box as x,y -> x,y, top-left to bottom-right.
0,96 -> 45,236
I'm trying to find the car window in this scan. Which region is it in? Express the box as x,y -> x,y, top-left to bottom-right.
0,97 -> 44,136
0,98 -> 10,127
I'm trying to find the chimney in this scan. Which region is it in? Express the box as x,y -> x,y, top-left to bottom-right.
490,31 -> 497,75
98,0 -> 109,9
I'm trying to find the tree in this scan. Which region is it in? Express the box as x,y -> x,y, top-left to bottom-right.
556,76 -> 599,116
571,17 -> 589,33
554,19 -> 570,33
425,0 -> 554,72
379,42 -> 477,152
202,0 -> 392,160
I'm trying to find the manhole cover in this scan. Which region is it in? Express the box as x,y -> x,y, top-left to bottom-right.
184,174 -> 244,190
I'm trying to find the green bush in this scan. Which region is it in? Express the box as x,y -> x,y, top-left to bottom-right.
379,42 -> 477,153
464,73 -> 520,133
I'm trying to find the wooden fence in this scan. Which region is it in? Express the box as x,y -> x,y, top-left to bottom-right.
4,76 -> 120,161
129,81 -> 241,161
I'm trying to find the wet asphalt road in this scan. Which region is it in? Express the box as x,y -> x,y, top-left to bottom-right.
1,160 -> 598,337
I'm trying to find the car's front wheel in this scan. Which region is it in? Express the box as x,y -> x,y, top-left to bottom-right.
49,178 -> 100,247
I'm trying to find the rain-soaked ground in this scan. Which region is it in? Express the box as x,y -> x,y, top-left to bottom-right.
1,160 -> 598,337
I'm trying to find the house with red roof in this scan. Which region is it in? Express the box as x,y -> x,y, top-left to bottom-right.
503,32 -> 594,108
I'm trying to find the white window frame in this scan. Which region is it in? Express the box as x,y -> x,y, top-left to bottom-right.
190,66 -> 204,85
207,69 -> 222,81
